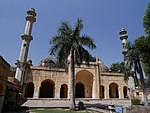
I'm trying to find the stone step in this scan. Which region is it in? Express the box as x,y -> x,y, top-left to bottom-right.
86,107 -> 109,113
21,99 -> 131,108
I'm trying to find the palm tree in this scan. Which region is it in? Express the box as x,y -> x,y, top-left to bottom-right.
125,42 -> 149,106
49,19 -> 96,110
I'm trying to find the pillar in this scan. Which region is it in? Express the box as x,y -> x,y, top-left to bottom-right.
33,83 -> 41,98
92,77 -> 96,99
105,86 -> 109,99
55,86 -> 60,98
118,86 -> 123,99
15,8 -> 36,85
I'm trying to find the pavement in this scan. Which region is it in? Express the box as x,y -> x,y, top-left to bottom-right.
22,98 -> 131,108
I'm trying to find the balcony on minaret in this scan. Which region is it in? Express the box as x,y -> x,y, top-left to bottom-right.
119,28 -> 128,40
25,8 -> 36,24
27,8 -> 36,17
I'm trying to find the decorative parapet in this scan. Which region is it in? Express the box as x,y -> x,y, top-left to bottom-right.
100,72 -> 124,76
30,66 -> 66,72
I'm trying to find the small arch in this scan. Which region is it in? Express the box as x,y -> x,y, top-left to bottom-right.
0,83 -> 3,94
75,82 -> 85,98
109,83 -> 119,98
123,86 -> 128,98
100,85 -> 105,98
25,82 -> 34,98
60,84 -> 68,98
39,79 -> 55,98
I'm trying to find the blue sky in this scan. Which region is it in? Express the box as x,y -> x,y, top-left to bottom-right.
0,0 -> 149,67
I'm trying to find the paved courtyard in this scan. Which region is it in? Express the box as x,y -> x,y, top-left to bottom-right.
22,99 -> 131,108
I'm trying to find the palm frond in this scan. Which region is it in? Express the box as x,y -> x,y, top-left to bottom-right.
80,35 -> 96,49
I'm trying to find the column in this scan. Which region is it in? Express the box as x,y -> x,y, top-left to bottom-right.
92,77 -> 96,99
55,86 -> 60,98
105,86 -> 109,99
118,86 -> 123,99
33,83 -> 39,98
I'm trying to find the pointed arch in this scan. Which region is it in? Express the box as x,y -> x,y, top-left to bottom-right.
75,82 -> 85,98
76,70 -> 93,98
39,79 -> 55,98
60,84 -> 68,98
123,86 -> 128,98
109,82 -> 119,98
25,82 -> 34,98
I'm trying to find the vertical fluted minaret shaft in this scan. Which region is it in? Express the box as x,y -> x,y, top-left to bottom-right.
119,28 -> 128,64
15,8 -> 36,83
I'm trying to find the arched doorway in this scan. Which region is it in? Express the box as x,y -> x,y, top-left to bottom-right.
100,85 -> 104,98
25,82 -> 34,98
39,79 -> 55,98
76,82 -> 85,98
60,84 -> 68,98
123,86 -> 128,98
109,83 -> 119,98
0,83 -> 3,94
76,70 -> 93,98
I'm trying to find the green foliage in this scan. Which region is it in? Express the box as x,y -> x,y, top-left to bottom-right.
49,19 -> 96,66
49,18 -> 96,110
110,62 -> 125,73
131,98 -> 141,105
123,42 -> 140,85
134,36 -> 150,76
143,2 -> 150,34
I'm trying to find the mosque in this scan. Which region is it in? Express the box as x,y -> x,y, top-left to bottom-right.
23,55 -> 129,99
1,8 -> 149,112
19,8 -> 131,100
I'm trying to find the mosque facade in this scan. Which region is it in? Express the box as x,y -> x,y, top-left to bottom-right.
23,57 -> 130,100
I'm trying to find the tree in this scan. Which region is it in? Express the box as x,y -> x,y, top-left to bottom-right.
134,36 -> 150,76
110,62 -> 125,73
125,42 -> 149,106
143,2 -> 150,35
49,19 -> 96,110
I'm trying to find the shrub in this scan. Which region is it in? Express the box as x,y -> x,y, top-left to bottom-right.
131,98 -> 141,105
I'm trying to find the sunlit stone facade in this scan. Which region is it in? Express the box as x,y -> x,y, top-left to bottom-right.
23,58 -> 130,100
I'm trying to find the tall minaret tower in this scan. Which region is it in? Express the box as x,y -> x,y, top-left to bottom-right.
119,28 -> 135,96
15,8 -> 36,83
119,28 -> 128,60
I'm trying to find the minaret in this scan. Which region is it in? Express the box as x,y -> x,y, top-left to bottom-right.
119,28 -> 128,59
119,28 -> 135,97
15,8 -> 36,83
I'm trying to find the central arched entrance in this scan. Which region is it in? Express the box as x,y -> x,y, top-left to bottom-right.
75,70 -> 93,98
76,82 -> 85,98
25,82 -> 34,98
39,79 -> 55,98
109,83 -> 119,98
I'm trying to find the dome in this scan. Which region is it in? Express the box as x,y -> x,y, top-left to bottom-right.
99,62 -> 109,72
38,55 -> 56,68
